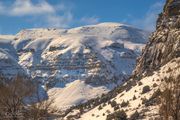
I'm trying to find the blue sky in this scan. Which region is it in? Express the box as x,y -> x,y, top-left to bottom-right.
0,0 -> 165,34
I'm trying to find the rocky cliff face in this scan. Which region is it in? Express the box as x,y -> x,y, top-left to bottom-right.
134,0 -> 180,77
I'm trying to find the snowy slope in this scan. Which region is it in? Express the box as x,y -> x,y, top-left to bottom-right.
60,1 -> 180,118
0,35 -> 15,40
0,48 -> 24,77
63,58 -> 180,120
0,22 -> 149,109
13,23 -> 148,83
0,35 -> 25,76
0,35 -> 17,59
48,80 -> 109,110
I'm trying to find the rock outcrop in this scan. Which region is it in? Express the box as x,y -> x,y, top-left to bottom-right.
134,0 -> 180,77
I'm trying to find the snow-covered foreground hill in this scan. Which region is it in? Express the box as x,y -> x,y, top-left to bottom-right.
0,22 -> 149,109
64,58 -> 179,120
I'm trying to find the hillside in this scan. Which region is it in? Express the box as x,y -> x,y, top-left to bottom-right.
61,0 -> 180,119
0,22 -> 149,109
0,35 -> 25,76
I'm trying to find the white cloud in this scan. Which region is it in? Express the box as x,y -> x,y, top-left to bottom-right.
80,16 -> 99,25
46,12 -> 73,28
0,2 -> 5,14
0,0 -> 99,28
130,1 -> 165,31
0,0 -> 55,16
10,0 -> 55,16
0,0 -> 73,28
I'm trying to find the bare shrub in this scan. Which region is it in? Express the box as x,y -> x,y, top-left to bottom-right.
0,75 -> 34,119
0,75 -> 56,119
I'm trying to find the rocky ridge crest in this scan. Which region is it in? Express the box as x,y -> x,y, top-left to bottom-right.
134,0 -> 180,77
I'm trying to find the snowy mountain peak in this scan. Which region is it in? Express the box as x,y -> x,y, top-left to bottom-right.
68,22 -> 149,44
0,22 -> 149,110
15,28 -> 67,40
95,22 -> 127,26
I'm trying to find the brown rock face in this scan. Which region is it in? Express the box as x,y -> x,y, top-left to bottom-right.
164,0 -> 180,16
133,0 -> 180,77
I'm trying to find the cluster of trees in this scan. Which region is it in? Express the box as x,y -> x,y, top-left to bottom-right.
0,75 -> 56,120
159,75 -> 180,120
63,79 -> 138,119
106,110 -> 127,120
105,74 -> 180,120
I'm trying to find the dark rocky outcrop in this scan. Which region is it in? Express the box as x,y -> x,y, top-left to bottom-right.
133,0 -> 180,77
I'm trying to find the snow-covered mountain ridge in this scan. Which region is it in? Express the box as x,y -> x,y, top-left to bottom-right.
0,22 -> 149,109
62,1 -> 180,119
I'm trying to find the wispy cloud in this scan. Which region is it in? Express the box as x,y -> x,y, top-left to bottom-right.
128,1 -> 165,31
12,0 -> 55,16
80,16 -> 99,25
0,27 -> 2,34
46,12 -> 73,28
0,0 -> 100,28
0,0 -> 72,28
0,0 -> 55,16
